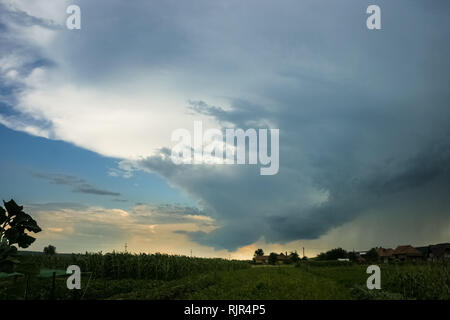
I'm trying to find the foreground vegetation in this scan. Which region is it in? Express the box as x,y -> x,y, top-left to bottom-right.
1,253 -> 449,300
3,200 -> 448,300
297,260 -> 450,300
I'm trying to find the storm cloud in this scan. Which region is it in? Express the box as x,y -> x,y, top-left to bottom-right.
1,0 -> 450,251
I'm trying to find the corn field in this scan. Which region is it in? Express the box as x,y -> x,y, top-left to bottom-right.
296,260 -> 450,300
383,261 -> 450,299
20,252 -> 250,281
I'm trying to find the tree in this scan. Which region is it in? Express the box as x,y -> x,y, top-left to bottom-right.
316,248 -> 348,260
44,244 -> 56,255
268,252 -> 278,265
254,248 -> 264,257
348,251 -> 359,262
0,199 -> 41,272
316,252 -> 328,260
365,248 -> 379,263
289,251 -> 300,263
327,248 -> 348,260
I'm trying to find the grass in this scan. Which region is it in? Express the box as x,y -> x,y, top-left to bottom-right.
185,266 -> 352,300
1,265 -> 352,300
296,263 -> 369,288
111,265 -> 353,300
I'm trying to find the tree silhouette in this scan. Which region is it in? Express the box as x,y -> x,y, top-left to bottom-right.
348,251 -> 358,262
0,199 -> 41,272
289,251 -> 300,263
316,247 -> 348,260
268,252 -> 278,265
365,248 -> 379,263
254,248 -> 264,257
44,245 -> 56,255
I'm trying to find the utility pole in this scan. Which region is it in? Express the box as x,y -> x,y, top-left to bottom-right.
190,249 -> 192,257
303,247 -> 305,258
124,243 -> 128,253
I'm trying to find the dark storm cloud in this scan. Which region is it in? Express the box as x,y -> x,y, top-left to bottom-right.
135,134 -> 450,250
133,34 -> 450,249
367,143 -> 450,195
31,172 -> 121,197
83,0 -> 450,250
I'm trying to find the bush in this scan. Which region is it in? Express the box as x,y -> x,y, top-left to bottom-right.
43,245 -> 56,255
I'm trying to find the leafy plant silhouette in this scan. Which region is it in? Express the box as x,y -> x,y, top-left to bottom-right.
0,199 -> 41,272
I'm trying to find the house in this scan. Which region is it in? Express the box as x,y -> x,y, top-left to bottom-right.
276,252 -> 289,264
254,255 -> 269,264
254,252 -> 290,264
392,245 -> 422,262
376,247 -> 394,263
413,243 -> 450,261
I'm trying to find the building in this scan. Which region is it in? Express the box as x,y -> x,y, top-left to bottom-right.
376,247 -> 394,263
414,243 -> 450,261
254,255 -> 269,264
392,245 -> 422,262
276,252 -> 289,264
254,252 -> 290,264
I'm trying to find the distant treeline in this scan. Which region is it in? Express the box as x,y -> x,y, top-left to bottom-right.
315,247 -> 378,262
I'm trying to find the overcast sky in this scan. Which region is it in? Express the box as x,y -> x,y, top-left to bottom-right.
0,0 -> 449,258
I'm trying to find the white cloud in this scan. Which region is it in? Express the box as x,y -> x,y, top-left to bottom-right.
14,67 -> 221,158
1,0 -> 224,159
28,203 -> 228,257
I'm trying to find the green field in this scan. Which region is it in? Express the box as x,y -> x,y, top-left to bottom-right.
1,253 -> 449,300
